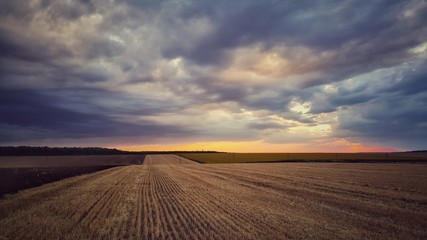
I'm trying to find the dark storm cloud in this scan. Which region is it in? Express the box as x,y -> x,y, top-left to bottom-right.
330,93 -> 376,107
0,0 -> 124,63
0,27 -> 71,63
0,0 -> 96,19
331,63 -> 427,149
246,122 -> 284,131
381,63 -> 427,96
0,1 -> 37,19
123,0 -> 163,10
47,0 -> 96,20
246,96 -> 289,112
0,0 -> 426,149
0,58 -> 110,89
336,94 -> 427,149
83,37 -> 125,60
203,82 -> 249,102
329,61 -> 427,108
0,88 -> 192,143
51,87 -> 186,116
161,0 -> 427,127
167,0 -> 425,67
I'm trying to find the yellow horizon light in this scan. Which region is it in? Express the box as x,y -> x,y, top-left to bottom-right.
115,139 -> 394,153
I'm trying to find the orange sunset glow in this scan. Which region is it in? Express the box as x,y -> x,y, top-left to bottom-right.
118,139 -> 395,153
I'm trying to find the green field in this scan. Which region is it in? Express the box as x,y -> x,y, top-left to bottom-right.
178,152 -> 427,164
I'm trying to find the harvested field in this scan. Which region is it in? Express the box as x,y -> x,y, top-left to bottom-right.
0,155 -> 145,197
0,154 -> 145,168
0,154 -> 426,239
180,152 -> 427,163
0,166 -> 118,197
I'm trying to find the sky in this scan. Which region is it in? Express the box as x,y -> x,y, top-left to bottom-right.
0,0 -> 426,152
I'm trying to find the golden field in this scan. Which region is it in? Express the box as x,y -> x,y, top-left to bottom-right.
0,154 -> 426,239
179,152 -> 427,163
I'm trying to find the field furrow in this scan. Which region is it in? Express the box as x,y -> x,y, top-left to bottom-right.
1,154 -> 426,239
182,163 -> 427,238
206,164 -> 427,207
167,165 -> 279,238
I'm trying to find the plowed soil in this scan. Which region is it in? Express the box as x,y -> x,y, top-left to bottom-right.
0,154 -> 426,239
0,155 -> 145,197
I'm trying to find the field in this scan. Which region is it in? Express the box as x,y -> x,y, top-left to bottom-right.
179,152 -> 427,163
0,155 -> 144,197
0,155 -> 145,168
0,154 -> 426,239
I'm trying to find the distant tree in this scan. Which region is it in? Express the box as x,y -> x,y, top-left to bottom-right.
0,146 -> 223,156
0,146 -> 127,156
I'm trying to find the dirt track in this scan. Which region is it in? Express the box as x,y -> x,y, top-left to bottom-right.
0,154 -> 426,239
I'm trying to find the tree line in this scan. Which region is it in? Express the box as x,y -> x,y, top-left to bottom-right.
0,146 -> 127,156
0,146 -> 221,156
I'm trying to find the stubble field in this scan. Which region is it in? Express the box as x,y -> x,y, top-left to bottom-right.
0,154 -> 426,239
0,155 -> 144,197
180,152 -> 427,163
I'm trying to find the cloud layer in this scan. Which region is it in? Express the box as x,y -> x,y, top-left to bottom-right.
1,0 -> 426,151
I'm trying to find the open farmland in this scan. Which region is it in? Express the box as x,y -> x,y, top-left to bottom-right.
1,154 -> 426,239
0,155 -> 145,168
180,152 -> 427,163
0,155 -> 145,197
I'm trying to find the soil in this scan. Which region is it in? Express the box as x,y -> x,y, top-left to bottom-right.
0,154 -> 425,239
0,166 -> 119,197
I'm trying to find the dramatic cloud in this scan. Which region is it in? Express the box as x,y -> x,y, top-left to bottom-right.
0,0 -> 426,151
